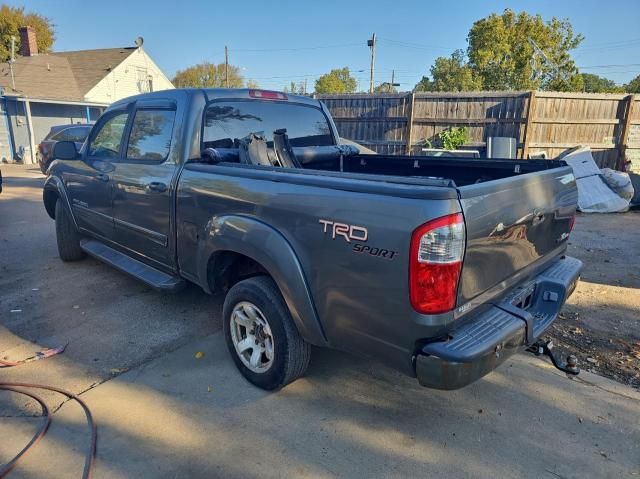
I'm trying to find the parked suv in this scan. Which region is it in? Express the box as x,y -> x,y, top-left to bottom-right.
37,124 -> 92,174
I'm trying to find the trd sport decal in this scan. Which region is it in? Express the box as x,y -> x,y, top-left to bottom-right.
318,219 -> 368,242
319,219 -> 398,260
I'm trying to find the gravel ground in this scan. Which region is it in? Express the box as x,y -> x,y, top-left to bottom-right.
549,210 -> 640,389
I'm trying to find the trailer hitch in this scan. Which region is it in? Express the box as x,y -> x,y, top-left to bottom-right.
527,339 -> 580,376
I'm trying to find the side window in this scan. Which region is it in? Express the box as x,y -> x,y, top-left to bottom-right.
66,127 -> 91,142
88,112 -> 129,159
126,109 -> 176,161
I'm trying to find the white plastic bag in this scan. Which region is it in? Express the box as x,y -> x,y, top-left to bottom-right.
601,168 -> 634,201
561,146 -> 631,213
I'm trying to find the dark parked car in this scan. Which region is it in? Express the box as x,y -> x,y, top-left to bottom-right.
44,89 -> 582,391
37,124 -> 92,174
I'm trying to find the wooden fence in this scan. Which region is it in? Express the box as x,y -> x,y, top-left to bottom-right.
317,91 -> 640,169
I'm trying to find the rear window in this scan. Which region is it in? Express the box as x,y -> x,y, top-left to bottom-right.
50,126 -> 91,142
203,101 -> 333,149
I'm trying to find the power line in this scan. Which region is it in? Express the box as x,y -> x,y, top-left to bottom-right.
378,37 -> 455,51
579,63 -> 640,69
230,42 -> 362,52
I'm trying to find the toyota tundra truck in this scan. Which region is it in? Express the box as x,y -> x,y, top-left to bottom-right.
43,88 -> 582,391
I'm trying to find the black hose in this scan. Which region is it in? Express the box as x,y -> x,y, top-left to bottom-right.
0,386 -> 51,477
0,383 -> 97,479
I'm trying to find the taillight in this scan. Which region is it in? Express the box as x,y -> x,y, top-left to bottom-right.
249,90 -> 288,100
409,213 -> 465,315
568,213 -> 576,232
38,143 -> 44,153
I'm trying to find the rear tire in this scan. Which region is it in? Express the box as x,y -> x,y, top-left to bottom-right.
223,276 -> 311,390
55,199 -> 85,262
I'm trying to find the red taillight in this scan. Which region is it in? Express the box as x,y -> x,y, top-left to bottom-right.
249,90 -> 288,100
568,213 -> 576,232
409,213 -> 465,315
38,143 -> 44,153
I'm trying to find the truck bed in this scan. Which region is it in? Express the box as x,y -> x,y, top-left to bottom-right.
299,152 -> 567,187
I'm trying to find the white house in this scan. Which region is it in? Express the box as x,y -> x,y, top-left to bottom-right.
0,26 -> 174,164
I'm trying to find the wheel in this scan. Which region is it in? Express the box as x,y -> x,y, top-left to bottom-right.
223,276 -> 311,390
55,199 -> 85,261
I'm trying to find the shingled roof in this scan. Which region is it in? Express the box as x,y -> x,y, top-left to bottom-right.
0,47 -> 137,102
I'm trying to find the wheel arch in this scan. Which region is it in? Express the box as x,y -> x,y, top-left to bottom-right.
198,215 -> 328,347
43,175 -> 77,228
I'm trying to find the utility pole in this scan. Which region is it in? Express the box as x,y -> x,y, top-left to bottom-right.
303,78 -> 308,95
224,46 -> 229,88
9,36 -> 16,91
367,33 -> 376,94
388,69 -> 400,92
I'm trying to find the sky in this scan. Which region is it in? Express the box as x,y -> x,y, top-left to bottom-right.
11,0 -> 640,91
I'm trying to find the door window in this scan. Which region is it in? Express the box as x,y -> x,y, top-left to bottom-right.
126,109 -> 176,161
88,112 -> 129,159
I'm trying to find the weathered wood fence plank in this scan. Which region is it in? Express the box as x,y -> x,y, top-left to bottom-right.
317,91 -> 635,168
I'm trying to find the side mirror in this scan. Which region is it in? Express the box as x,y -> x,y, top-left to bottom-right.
53,141 -> 79,160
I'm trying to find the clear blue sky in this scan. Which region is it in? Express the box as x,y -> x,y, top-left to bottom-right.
11,0 -> 640,90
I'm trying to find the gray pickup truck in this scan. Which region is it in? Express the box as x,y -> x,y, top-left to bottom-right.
43,88 -> 582,391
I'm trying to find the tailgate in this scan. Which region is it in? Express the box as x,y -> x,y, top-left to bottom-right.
456,165 -> 577,306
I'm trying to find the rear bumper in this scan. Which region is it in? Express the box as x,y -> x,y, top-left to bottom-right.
415,256 -> 582,390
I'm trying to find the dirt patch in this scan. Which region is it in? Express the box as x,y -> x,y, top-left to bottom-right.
547,210 -> 640,389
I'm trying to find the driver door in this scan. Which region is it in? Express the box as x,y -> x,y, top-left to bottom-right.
63,107 -> 131,241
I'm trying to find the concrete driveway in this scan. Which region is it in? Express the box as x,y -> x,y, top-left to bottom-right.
1,164 -> 639,478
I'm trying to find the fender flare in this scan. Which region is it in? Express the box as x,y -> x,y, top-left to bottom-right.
43,175 -> 78,229
197,215 -> 328,347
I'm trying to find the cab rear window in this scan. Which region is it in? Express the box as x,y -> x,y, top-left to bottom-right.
203,101 -> 333,149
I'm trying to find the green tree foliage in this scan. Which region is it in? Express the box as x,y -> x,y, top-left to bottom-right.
416,50 -> 482,92
467,9 -> 583,91
580,73 -> 623,93
625,74 -> 640,93
414,9 -> 585,92
314,67 -> 357,94
172,62 -> 245,88
0,5 -> 55,61
374,82 -> 398,93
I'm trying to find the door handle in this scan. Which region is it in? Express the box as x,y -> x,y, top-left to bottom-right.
95,173 -> 110,182
147,181 -> 167,193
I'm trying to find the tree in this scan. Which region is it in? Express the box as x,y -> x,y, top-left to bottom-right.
417,50 -> 482,92
314,67 -> 357,94
374,82 -> 398,93
580,73 -> 622,93
0,5 -> 55,61
467,9 -> 583,91
283,81 -> 305,94
626,75 -> 640,93
172,62 -> 244,88
414,76 -> 434,92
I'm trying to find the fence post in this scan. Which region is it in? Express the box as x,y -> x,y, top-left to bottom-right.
405,92 -> 416,155
619,94 -> 637,170
522,90 -> 537,159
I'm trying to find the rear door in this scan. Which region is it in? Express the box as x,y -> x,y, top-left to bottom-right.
110,98 -> 179,269
456,166 -> 577,305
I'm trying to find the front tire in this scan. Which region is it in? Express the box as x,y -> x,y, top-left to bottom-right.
55,199 -> 85,261
223,276 -> 311,390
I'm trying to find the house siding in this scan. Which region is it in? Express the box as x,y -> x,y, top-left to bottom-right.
85,48 -> 174,103
5,100 -> 102,163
